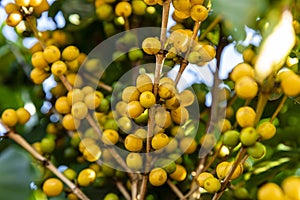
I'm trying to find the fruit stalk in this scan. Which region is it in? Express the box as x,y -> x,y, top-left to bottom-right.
254,92 -> 269,125
167,179 -> 185,199
199,15 -> 222,41
6,131 -> 90,200
270,95 -> 287,122
116,181 -> 131,200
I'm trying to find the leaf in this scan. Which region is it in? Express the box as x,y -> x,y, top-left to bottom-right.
0,146 -> 39,200
212,0 -> 267,41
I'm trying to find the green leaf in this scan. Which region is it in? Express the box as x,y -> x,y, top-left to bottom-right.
0,146 -> 39,200
212,0 -> 267,41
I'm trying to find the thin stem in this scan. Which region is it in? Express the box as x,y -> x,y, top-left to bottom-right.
199,16 -> 222,41
254,92 -> 269,125
167,179 -> 185,199
160,0 -> 172,48
82,73 -> 113,92
123,16 -> 130,31
59,75 -> 73,91
6,131 -> 89,200
270,95 -> 287,123
212,147 -> 247,200
25,16 -> 46,48
116,181 -> 131,200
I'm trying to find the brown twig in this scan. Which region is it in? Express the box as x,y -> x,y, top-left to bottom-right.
199,16 -> 222,41
6,131 -> 90,200
167,179 -> 185,199
116,181 -> 131,200
270,95 -> 287,123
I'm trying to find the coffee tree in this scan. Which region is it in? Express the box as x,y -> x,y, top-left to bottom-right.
0,0 -> 300,200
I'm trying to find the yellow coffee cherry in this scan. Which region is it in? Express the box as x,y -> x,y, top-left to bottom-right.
139,91 -> 156,108
235,76 -> 258,99
155,108 -> 172,129
71,102 -> 88,119
16,107 -> 31,125
15,0 -> 30,6
136,74 -> 153,92
1,108 -> 18,127
179,89 -> 194,107
281,176 -> 300,200
216,161 -> 230,179
62,46 -> 80,61
159,77 -> 175,85
42,178 -> 64,197
83,144 -> 101,162
142,37 -> 161,55
29,0 -> 43,7
6,11 -> 23,27
196,172 -> 214,187
243,48 -> 255,63
190,5 -> 208,22
127,101 -> 144,118
165,94 -> 181,110
115,1 -> 132,17
84,92 -> 102,110
43,45 -> 61,63
134,128 -> 147,140
51,60 -> 67,76
218,118 -> 232,133
124,134 -> 143,152
126,152 -> 143,170
55,96 -> 71,114
62,114 -> 79,131
179,137 -> 197,154
122,86 -> 140,102
200,134 -> 216,149
225,162 -> 243,180
169,164 -> 187,181
236,106 -> 256,128
30,68 -> 50,84
31,51 -> 48,69
66,73 -> 83,87
77,168 -> 96,187
149,168 -> 167,186
171,106 -> 189,125
115,101 -> 128,116
151,133 -> 169,150
256,121 -> 276,140
102,129 -> 119,145
66,59 -> 79,72
158,82 -> 176,99
34,0 -> 50,15
67,89 -> 84,105
67,193 -> 78,200
280,73 -> 300,97
4,3 -> 19,14
230,62 -> 255,82
257,182 -> 284,200
203,177 -> 221,194
81,86 -> 94,95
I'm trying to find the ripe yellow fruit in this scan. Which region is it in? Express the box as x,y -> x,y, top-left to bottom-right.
158,82 -> 176,99
151,133 -> 169,150
115,1 -> 132,17
196,172 -> 214,187
42,178 -> 64,197
34,0 -> 50,15
55,96 -> 71,114
51,60 -> 67,76
127,101 -> 144,118
235,76 -> 258,99
280,73 -> 300,97
171,106 -> 189,125
43,45 -> 61,63
126,152 -> 143,170
169,164 -> 187,181
165,94 -> 181,110
136,74 -> 153,92
77,168 -> 96,186
4,3 -> 19,14
179,89 -> 194,107
67,89 -> 84,105
243,48 -> 255,63
203,177 -> 221,193
16,107 -> 31,125
84,92 -> 102,110
31,51 -> 48,69
6,11 -> 23,27
15,0 -> 30,7
142,37 -> 161,55
155,108 -> 172,129
102,129 -> 119,145
122,86 -> 140,102
257,182 -> 284,200
29,0 -> 43,7
281,176 -> 300,200
124,134 -> 143,152
256,121 -> 276,140
2,108 -> 18,127
230,63 -> 255,82
179,137 -> 197,154
83,144 -> 101,162
62,46 -> 79,61
30,68 -> 50,85
190,5 -> 208,22
139,91 -> 156,108
236,106 -> 256,128
62,114 -> 79,131
71,102 -> 88,119
149,168 -> 167,186
216,161 -> 243,180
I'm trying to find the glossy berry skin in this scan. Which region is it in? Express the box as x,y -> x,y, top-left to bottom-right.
42,178 -> 64,197
149,168 -> 167,186
31,51 -> 48,69
223,130 -> 240,147
16,107 -> 31,125
151,133 -> 169,150
115,1 -> 132,17
196,172 -> 214,187
240,127 -> 259,146
139,91 -> 156,108
169,164 -> 187,181
281,176 -> 300,200
126,152 -> 143,170
203,177 -> 221,194
142,37 -> 161,55
127,101 -> 144,118
136,74 -> 153,92
235,76 -> 258,99
104,193 -> 119,200
236,106 -> 256,128
257,182 -> 284,200
179,137 -> 197,154
247,142 -> 266,159
256,121 -> 276,140
51,60 -> 67,76
41,137 -> 55,154
122,86 -> 140,102
230,62 -> 255,82
71,102 -> 88,120
190,5 -> 208,21
1,108 -> 18,127
43,45 -> 61,63
102,129 -> 119,145
77,168 -> 96,187
124,134 -> 143,152
62,46 -> 79,61
55,96 -> 71,114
